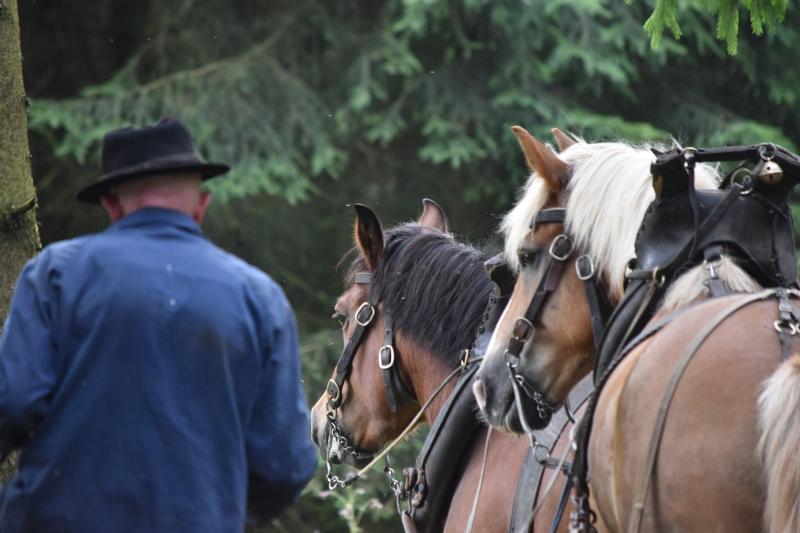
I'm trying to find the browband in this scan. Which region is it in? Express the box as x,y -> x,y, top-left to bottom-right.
532,208 -> 567,227
354,272 -> 371,285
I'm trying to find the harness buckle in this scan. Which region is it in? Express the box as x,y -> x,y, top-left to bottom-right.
327,379 -> 342,406
355,302 -> 376,326
378,345 -> 395,369
576,255 -> 595,281
549,234 -> 573,261
460,349 -> 471,368
513,317 -> 534,341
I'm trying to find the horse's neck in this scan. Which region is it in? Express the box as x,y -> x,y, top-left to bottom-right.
404,346 -> 461,425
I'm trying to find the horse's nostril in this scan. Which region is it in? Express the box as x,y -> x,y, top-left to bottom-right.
473,379 -> 487,411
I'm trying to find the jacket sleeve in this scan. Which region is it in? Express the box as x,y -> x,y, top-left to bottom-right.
245,284 -> 317,525
0,252 -> 59,456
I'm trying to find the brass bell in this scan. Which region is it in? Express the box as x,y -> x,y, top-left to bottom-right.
757,160 -> 783,185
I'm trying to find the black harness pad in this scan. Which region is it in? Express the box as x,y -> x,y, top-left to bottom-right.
636,189 -> 796,287
407,254 -> 516,532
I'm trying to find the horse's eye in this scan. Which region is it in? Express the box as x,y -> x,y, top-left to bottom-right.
518,250 -> 538,268
332,311 -> 347,327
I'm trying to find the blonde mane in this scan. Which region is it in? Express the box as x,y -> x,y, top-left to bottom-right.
501,139 -> 736,304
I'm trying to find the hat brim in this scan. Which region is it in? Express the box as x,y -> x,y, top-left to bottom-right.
77,157 -> 230,204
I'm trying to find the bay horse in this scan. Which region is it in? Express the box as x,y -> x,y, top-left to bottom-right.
310,200 -> 581,532
474,127 -> 800,531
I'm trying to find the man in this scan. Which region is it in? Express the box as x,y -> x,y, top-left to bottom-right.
0,118 -> 316,531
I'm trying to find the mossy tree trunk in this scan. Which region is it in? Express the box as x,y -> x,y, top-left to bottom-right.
0,0 -> 40,326
0,0 -> 40,480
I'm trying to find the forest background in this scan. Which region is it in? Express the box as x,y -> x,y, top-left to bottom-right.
6,0 -> 800,531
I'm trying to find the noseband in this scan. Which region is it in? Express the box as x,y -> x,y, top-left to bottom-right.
324,270 -> 414,487
504,208 -> 612,428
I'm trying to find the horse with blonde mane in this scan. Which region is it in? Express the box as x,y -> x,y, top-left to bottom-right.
474,127 -> 800,532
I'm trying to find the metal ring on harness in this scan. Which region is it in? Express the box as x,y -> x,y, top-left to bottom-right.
355,302 -> 376,326
378,345 -> 395,369
651,267 -> 666,287
773,320 -> 798,336
327,379 -> 342,404
549,234 -> 573,261
576,255 -> 595,281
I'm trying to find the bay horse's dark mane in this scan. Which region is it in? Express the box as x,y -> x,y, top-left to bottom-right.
345,223 -> 494,363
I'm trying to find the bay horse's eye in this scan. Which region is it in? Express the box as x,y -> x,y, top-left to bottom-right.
332,311 -> 347,327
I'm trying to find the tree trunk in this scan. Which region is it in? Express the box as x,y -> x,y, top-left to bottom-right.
0,0 -> 40,326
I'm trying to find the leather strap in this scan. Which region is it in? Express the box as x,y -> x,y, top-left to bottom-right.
702,245 -> 729,298
381,309 -> 400,412
576,255 -> 612,350
534,208 -> 567,226
328,289 -> 380,409
629,289 -> 790,532
508,376 -> 594,533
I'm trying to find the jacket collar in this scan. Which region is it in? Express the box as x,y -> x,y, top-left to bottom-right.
110,207 -> 202,235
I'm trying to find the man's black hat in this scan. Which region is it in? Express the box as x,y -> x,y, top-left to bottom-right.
76,117 -> 230,203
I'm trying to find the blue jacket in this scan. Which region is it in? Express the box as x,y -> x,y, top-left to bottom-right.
0,208 -> 316,532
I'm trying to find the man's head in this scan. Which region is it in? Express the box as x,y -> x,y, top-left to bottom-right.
77,118 -> 230,217
99,171 -> 213,223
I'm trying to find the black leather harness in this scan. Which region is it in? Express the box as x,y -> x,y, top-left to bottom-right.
568,143 -> 800,532
504,208 -> 612,428
324,270 -> 416,488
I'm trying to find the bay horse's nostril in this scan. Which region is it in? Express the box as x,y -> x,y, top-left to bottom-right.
473,378 -> 487,411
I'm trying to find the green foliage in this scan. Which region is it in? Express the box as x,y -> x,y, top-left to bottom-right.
633,0 -> 789,54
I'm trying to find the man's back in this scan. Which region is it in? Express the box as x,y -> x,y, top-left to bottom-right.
0,208 -> 316,532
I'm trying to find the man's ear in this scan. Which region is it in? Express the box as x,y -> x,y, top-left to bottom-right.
100,193 -> 125,223
193,191 -> 213,223
353,204 -> 384,270
511,125 -> 568,192
418,198 -> 448,233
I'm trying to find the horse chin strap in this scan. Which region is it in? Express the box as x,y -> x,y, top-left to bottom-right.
503,208 -> 612,443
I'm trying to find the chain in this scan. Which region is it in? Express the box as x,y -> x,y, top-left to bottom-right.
325,410 -> 360,490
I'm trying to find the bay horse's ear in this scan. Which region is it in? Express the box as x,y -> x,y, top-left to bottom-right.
511,125 -> 568,192
551,127 -> 576,152
353,203 -> 384,271
418,198 -> 449,233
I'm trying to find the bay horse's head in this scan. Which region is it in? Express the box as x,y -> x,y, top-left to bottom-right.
311,200 -> 493,473
474,127 -> 719,433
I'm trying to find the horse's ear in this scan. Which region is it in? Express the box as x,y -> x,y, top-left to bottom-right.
511,125 -> 568,192
418,198 -> 449,233
353,204 -> 384,270
551,127 -> 576,152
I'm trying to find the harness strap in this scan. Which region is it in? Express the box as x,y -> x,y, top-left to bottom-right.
774,288 -> 800,361
508,376 -> 593,533
465,427 -> 493,533
702,245 -> 729,298
381,309 -> 400,412
576,255 -> 612,350
629,289 -> 787,533
534,208 -> 567,225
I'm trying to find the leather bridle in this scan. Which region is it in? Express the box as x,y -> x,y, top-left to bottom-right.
324,270 -> 414,485
503,207 -> 612,427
